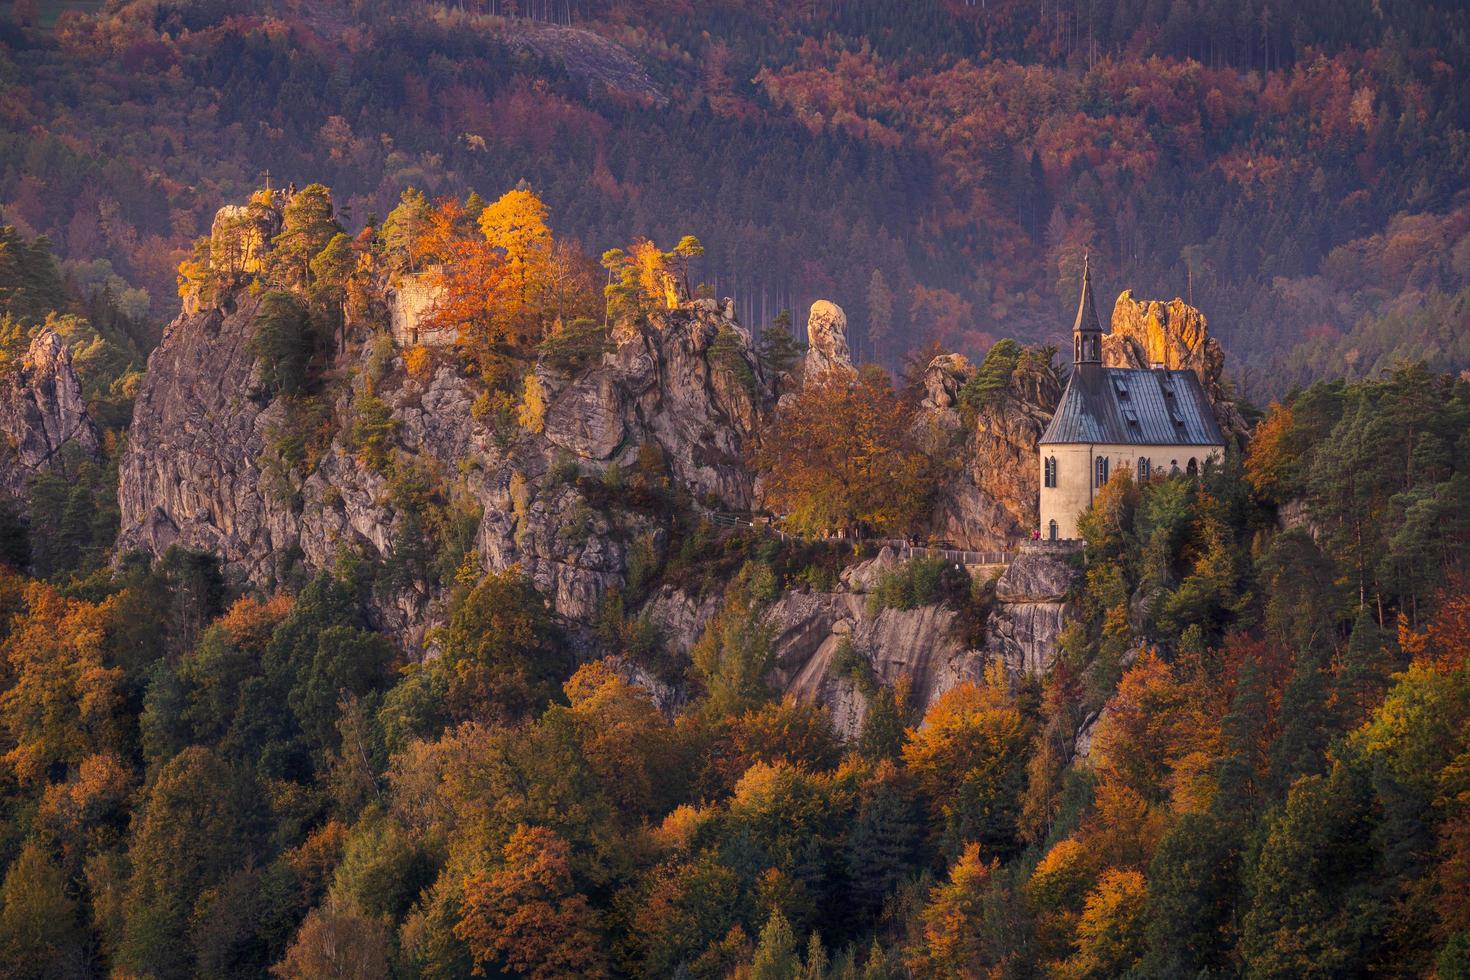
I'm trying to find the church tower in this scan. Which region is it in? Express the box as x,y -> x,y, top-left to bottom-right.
1072,254 -> 1103,367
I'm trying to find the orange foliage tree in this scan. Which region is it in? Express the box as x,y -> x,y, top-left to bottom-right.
902,665 -> 1032,855
455,824 -> 608,979
0,583 -> 126,787
754,368 -> 935,538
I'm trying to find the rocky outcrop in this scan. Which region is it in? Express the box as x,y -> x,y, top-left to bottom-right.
919,352 -> 1063,549
118,207 -> 769,644
0,329 -> 101,498
117,291 -> 296,577
919,353 -> 974,410
802,300 -> 854,382
987,543 -> 1080,675
1106,290 -> 1249,441
767,549 -> 989,737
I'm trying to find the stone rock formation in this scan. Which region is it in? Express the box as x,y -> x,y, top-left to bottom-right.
802,300 -> 854,382
1106,290 -> 1249,440
118,219 -> 767,643
0,329 -> 102,498
765,548 -> 988,737
917,350 -> 1063,549
987,543 -> 1080,675
919,353 -> 974,410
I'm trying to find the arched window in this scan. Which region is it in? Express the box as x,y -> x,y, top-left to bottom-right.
1137,457 -> 1151,482
1095,456 -> 1109,488
1187,457 -> 1198,478
1048,519 -> 1058,541
1043,456 -> 1057,488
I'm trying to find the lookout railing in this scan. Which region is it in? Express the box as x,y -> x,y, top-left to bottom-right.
705,513 -> 1016,565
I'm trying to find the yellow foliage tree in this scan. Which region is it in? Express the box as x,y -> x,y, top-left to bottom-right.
479,187 -> 553,315
0,584 -> 125,787
902,664 -> 1030,836
906,842 -> 997,979
1057,868 -> 1148,980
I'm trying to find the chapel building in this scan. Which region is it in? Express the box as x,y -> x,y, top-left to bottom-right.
1038,260 -> 1225,540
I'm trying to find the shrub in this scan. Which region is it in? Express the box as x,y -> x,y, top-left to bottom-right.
403,344 -> 433,380
548,451 -> 580,486
247,291 -> 316,397
537,317 -> 611,371
349,385 -> 397,473
517,372 -> 547,434
869,556 -> 965,612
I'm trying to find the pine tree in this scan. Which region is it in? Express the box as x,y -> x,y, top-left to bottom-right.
750,910 -> 800,980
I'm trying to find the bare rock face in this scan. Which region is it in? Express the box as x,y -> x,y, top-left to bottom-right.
766,556 -> 993,738
118,239 -> 768,644
543,371 -> 627,460
1106,290 -> 1249,440
117,291 -> 295,579
920,351 -> 1063,549
802,300 -> 854,383
0,329 -> 101,498
987,544 -> 1081,675
920,353 -> 974,410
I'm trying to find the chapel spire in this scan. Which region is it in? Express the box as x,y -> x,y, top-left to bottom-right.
1072,252 -> 1103,366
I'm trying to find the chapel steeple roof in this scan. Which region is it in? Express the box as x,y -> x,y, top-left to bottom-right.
1072,254 -> 1103,366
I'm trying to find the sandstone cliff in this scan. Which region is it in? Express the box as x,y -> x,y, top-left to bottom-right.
918,349 -> 1063,549
1106,290 -> 1250,441
0,329 -> 102,499
119,263 -> 767,644
119,198 -> 1090,722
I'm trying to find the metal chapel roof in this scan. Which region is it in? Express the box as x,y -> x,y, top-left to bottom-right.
1040,366 -> 1226,447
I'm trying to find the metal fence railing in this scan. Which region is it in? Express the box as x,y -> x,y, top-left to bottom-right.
702,513 -> 1016,565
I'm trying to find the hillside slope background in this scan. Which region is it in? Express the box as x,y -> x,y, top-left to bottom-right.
3,0 -> 1470,395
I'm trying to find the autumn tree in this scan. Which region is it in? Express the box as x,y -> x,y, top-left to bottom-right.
454,824 -> 608,979
1058,868 -> 1148,980
0,583 -> 126,787
755,367 -> 935,538
420,198 -> 513,382
902,666 -> 1032,858
906,843 -> 997,979
478,185 -> 553,316
272,897 -> 391,980
439,568 -> 568,723
0,840 -> 82,979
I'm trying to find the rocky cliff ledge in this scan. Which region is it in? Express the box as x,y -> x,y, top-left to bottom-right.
0,329 -> 101,498
118,270 -> 767,643
917,349 -> 1063,549
987,542 -> 1081,675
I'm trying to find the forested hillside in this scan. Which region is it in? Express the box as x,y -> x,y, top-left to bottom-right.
0,165 -> 1466,976
0,1 -> 1468,977
2,0 -> 1470,392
